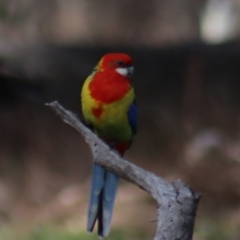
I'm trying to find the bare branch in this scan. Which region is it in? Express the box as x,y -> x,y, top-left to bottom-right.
46,101 -> 200,240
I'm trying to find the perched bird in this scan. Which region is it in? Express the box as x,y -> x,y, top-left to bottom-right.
81,53 -> 137,238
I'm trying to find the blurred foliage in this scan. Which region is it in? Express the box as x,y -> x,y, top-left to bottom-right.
1,43 -> 240,239
196,220 -> 240,240
1,0 -> 237,45
1,0 -> 240,239
1,222 -> 240,240
1,0 -> 240,45
1,226 -> 148,240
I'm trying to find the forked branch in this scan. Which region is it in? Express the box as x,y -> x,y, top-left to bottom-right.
46,101 -> 200,240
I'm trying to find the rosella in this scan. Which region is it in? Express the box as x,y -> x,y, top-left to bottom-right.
81,53 -> 137,238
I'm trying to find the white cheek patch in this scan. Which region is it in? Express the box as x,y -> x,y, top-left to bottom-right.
115,67 -> 128,77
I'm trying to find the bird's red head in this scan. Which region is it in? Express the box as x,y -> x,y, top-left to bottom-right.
97,53 -> 134,77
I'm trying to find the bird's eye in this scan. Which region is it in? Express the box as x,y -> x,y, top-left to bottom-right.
117,60 -> 125,66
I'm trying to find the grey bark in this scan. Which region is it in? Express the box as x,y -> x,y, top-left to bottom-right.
46,101 -> 200,240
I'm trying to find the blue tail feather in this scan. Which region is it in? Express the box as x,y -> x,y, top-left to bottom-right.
87,164 -> 119,238
87,164 -> 105,232
102,172 -> 119,237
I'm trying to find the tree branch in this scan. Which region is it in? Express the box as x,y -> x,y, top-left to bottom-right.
46,101 -> 200,240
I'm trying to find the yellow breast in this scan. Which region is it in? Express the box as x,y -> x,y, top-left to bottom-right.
81,75 -> 134,141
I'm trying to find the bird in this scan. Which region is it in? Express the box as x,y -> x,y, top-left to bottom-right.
81,53 -> 137,238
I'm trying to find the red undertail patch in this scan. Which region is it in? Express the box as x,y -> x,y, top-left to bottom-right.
114,142 -> 130,156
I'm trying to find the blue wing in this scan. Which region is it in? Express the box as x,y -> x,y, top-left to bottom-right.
127,100 -> 137,134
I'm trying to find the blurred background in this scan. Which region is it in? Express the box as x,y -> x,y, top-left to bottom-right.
0,0 -> 240,239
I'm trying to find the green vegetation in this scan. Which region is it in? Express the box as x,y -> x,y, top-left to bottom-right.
0,226 -> 148,240
195,220 -> 240,240
1,221 -> 240,240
